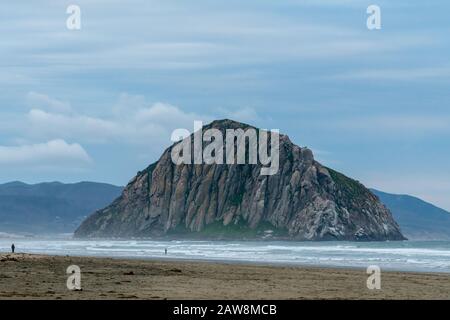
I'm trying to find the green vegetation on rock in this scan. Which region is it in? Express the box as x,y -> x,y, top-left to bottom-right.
168,219 -> 288,240
327,167 -> 368,200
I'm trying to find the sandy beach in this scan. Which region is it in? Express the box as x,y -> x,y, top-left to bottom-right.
0,252 -> 449,300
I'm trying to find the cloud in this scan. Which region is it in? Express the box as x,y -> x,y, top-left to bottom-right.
134,102 -> 209,127
27,109 -> 120,143
24,97 -> 213,146
19,93 -> 262,147
0,140 -> 91,167
332,67 -> 450,81
27,91 -> 72,113
0,0 -> 433,84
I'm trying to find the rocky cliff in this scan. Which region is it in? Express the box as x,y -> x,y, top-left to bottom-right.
75,119 -> 406,241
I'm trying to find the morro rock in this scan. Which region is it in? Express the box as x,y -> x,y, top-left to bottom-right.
75,119 -> 406,241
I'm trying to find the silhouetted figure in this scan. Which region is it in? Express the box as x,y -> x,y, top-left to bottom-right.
11,244 -> 15,253
165,248 -> 167,255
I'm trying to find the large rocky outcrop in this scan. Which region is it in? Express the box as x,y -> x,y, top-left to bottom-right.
75,119 -> 406,241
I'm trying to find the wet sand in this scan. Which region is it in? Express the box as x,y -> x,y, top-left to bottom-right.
0,253 -> 449,299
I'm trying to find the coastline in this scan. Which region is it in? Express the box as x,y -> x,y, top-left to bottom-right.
3,237 -> 450,274
1,253 -> 450,300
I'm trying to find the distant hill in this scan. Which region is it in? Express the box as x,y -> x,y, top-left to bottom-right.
0,181 -> 123,234
1,180 -> 449,240
372,189 -> 450,240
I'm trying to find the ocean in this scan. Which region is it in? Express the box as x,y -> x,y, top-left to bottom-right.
2,236 -> 450,273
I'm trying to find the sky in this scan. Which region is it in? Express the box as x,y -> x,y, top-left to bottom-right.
1,0 -> 450,210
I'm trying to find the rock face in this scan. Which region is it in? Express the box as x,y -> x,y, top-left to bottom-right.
75,119 -> 406,241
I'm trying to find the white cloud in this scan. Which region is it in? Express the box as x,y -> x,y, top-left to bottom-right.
27,91 -> 72,113
20,93 -> 262,147
134,102 -> 208,127
0,140 -> 91,167
24,98 -> 213,146
27,109 -> 120,143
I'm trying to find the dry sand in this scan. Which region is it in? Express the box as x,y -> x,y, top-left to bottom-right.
0,253 -> 449,299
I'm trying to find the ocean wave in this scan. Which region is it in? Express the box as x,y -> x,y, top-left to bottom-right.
2,239 -> 450,273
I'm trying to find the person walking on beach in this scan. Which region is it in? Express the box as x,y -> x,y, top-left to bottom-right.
11,243 -> 15,253
165,248 -> 167,255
